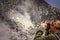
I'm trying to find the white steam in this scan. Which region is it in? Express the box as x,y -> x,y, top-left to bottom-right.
7,9 -> 34,31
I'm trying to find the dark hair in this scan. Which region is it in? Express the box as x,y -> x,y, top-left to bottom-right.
45,23 -> 50,35
46,23 -> 50,30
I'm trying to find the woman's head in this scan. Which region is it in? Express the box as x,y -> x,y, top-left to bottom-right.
40,21 -> 47,29
54,20 -> 60,30
40,21 -> 50,32
50,20 -> 60,32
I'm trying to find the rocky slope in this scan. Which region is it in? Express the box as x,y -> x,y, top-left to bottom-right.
0,0 -> 60,40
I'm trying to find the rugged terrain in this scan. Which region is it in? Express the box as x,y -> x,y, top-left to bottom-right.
0,0 -> 60,40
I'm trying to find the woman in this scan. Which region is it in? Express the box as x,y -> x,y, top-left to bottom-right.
34,20 -> 60,40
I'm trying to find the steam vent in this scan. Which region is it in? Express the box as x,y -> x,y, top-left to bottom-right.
0,0 -> 60,40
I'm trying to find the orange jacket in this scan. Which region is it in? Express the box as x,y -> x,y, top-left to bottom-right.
50,25 -> 56,33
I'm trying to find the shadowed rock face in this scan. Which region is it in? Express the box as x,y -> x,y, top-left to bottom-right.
0,0 -> 60,40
